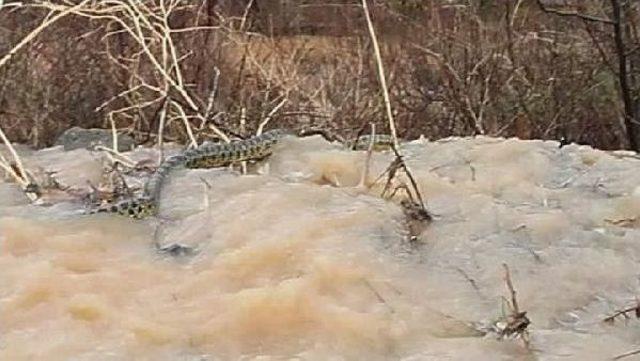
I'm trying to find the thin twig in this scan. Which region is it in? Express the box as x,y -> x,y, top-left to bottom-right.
238,0 -> 254,32
495,263 -> 531,347
240,107 -> 247,174
109,113 -> 118,152
614,349 -> 640,360
379,157 -> 402,199
207,123 -> 231,143
171,100 -> 198,148
503,263 -> 519,313
390,145 -> 426,209
240,107 -> 247,135
0,159 -> 23,186
0,125 -> 30,188
257,97 -> 287,136
203,66 -> 221,121
95,84 -> 145,112
535,0 -> 615,25
603,300 -> 640,324
0,0 -> 91,70
361,0 -> 398,148
93,145 -> 136,168
157,96 -> 169,162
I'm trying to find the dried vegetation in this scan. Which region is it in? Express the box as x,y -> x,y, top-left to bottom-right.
0,0 -> 637,150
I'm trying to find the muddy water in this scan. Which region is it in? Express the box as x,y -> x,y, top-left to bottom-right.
2,135 -> 640,360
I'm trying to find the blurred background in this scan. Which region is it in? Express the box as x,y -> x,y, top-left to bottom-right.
0,0 -> 638,150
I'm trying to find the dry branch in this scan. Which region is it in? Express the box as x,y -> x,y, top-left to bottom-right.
203,66 -> 221,121
0,125 -> 28,186
603,300 -> 640,324
93,145 -> 136,168
361,0 -> 398,148
171,100 -> 198,148
257,97 -> 287,136
109,114 -> 119,152
28,0 -> 230,146
0,125 -> 39,201
614,349 -> 640,360
494,264 -> 531,346
0,0 -> 91,70
535,0 -> 615,25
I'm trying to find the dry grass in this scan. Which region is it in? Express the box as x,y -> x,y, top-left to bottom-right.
0,1 -> 636,150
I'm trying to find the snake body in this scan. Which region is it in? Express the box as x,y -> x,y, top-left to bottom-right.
91,129 -> 290,218
90,129 -> 393,219
345,134 -> 394,151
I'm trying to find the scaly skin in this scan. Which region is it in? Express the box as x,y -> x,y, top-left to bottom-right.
90,129 -> 393,219
90,129 -> 291,219
345,134 -> 395,151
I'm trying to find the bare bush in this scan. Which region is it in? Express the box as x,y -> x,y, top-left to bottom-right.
0,0 -> 637,150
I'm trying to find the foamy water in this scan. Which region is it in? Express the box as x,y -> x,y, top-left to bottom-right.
2,135 -> 640,360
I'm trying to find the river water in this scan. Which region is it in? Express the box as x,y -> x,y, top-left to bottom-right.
2,135 -> 640,360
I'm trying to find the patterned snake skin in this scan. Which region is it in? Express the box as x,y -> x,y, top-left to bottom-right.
90,129 -> 393,219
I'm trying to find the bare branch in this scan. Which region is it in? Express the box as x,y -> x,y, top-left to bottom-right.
535,0 -> 615,25
0,125 -> 30,188
203,66 -> 221,121
503,263 -> 520,313
257,97 -> 287,136
361,0 -> 398,148
614,349 -> 640,360
603,300 -> 640,324
0,0 -> 91,70
171,100 -> 198,148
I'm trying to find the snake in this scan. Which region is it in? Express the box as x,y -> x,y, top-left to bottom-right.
89,129 -> 394,219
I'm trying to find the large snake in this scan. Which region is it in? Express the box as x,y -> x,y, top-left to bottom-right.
89,129 -> 394,219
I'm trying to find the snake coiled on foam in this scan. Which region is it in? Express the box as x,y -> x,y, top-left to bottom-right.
90,129 -> 393,219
